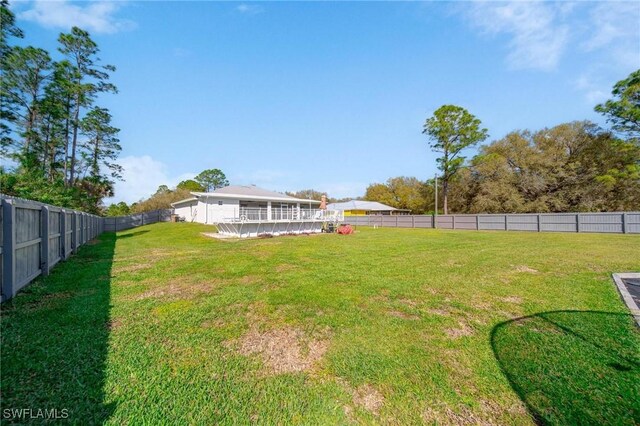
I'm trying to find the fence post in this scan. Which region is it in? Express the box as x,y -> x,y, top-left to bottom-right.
41,206 -> 50,276
412,215 -> 415,228
452,215 -> 456,229
505,215 -> 508,231
2,199 -> 16,299
71,212 -> 77,252
537,214 -> 541,232
476,215 -> 479,231
395,215 -> 398,227
576,213 -> 581,233
622,213 -> 627,234
433,213 -> 437,229
60,210 -> 66,259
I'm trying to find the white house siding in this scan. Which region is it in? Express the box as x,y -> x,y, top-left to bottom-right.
173,200 -> 198,222
198,197 -> 241,224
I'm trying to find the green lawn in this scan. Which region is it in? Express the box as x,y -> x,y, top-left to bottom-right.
2,223 -> 639,424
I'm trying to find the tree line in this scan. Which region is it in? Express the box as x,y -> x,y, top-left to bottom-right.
364,71 -> 639,214
105,168 -> 229,216
0,1 -> 121,214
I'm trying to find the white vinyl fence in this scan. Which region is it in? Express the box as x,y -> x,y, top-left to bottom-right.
344,212 -> 640,234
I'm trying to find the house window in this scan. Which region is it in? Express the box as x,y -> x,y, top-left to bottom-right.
218,201 -> 223,205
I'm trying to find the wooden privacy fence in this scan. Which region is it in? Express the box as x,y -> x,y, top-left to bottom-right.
344,212 -> 640,234
1,196 -> 103,302
103,210 -> 172,232
0,196 -> 173,302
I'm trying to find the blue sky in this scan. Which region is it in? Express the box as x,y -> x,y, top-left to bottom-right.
10,1 -> 640,203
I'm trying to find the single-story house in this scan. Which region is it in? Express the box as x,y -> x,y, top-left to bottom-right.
171,185 -> 342,237
326,200 -> 410,216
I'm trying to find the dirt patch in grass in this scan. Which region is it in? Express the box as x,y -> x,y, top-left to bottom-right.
238,275 -> 261,284
388,310 -> 419,320
201,318 -> 225,329
513,265 -> 538,273
113,263 -> 153,274
105,318 -> 122,331
399,298 -> 418,308
445,321 -> 475,339
422,403 -> 495,425
235,326 -> 329,374
133,281 -> 217,301
353,384 -> 385,415
428,308 -> 451,316
275,264 -> 297,273
501,296 -> 523,304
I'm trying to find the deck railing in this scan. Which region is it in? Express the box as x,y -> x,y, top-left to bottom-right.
226,208 -> 343,223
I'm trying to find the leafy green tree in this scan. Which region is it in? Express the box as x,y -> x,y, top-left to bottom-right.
0,0 -> 22,58
132,188 -> 192,213
155,185 -> 170,195
195,168 -> 229,192
0,0 -> 24,150
364,177 -> 431,213
105,201 -> 130,216
177,179 -> 205,192
58,27 -> 116,186
455,121 -> 640,213
286,189 -> 326,201
80,107 -> 122,180
595,70 -> 640,140
1,46 -> 52,153
423,105 -> 488,214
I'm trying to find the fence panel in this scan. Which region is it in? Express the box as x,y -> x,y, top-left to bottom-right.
579,213 -> 623,233
540,214 -> 578,232
507,214 -> 539,232
452,215 -> 477,230
64,211 -> 72,258
414,215 -> 434,228
347,212 -> 638,234
435,215 -> 454,229
48,209 -> 62,269
478,215 -> 507,230
14,203 -> 42,292
626,213 -> 640,234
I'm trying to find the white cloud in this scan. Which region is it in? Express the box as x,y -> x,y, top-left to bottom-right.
106,155 -> 195,204
575,75 -> 608,104
463,1 -> 570,71
236,3 -> 264,15
19,0 -> 135,34
583,2 -> 640,68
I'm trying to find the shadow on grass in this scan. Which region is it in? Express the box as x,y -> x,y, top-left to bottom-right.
1,232 -> 116,424
116,229 -> 149,239
491,310 -> 640,425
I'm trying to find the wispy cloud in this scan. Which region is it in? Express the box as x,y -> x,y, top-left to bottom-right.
107,155 -> 195,204
19,0 -> 135,34
583,1 -> 640,68
236,3 -> 264,15
463,1 -> 570,71
574,75 -> 608,105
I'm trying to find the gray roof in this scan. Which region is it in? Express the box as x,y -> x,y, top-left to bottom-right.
327,200 -> 400,211
192,185 -> 321,204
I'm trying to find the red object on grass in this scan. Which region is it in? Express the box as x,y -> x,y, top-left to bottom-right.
337,224 -> 354,235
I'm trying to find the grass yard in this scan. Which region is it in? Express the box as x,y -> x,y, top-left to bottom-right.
2,223 -> 639,424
